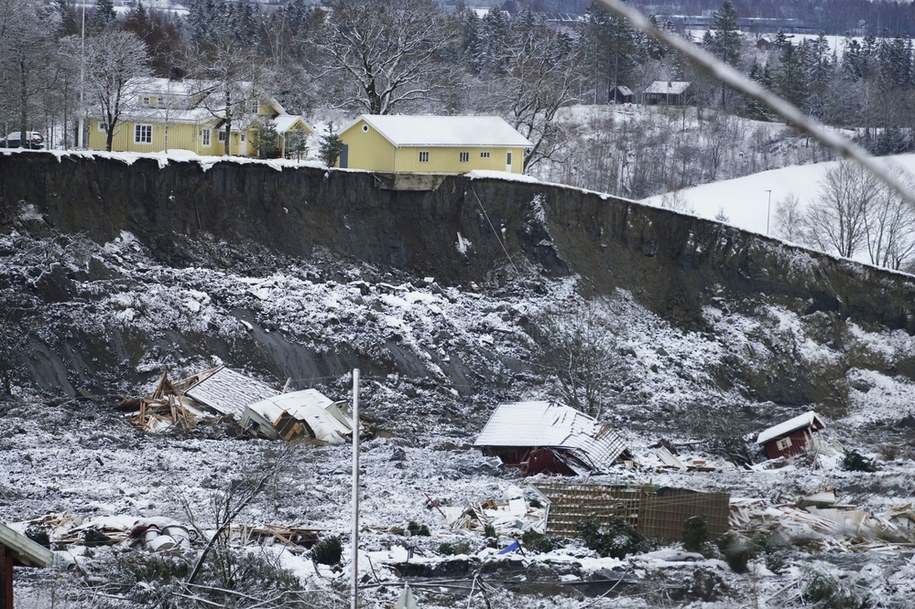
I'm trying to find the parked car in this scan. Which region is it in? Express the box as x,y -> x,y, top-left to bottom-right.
0,131 -> 44,149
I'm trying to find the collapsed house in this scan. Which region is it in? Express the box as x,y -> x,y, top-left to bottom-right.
535,481 -> 731,542
241,389 -> 353,444
119,365 -> 352,443
473,401 -> 631,475
756,411 -> 826,459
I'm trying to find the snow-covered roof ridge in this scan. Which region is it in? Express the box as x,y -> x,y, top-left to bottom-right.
473,400 -> 628,471
644,80 -> 691,94
756,410 -> 824,445
347,114 -> 533,148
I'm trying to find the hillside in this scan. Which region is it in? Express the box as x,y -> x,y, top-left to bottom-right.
2,150 -> 915,608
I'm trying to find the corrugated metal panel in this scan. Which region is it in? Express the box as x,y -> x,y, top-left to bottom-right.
185,367 -> 277,421
474,401 -> 629,472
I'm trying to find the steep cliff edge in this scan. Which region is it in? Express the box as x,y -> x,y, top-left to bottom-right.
1,151 -> 914,410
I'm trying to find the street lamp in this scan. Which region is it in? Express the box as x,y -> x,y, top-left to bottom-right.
765,189 -> 772,235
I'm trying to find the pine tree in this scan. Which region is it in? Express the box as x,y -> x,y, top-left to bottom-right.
89,0 -> 117,33
319,123 -> 343,167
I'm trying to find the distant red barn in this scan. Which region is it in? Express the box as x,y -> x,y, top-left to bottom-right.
756,411 -> 826,459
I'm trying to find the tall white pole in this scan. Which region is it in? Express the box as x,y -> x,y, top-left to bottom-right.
77,5 -> 86,149
765,189 -> 772,235
350,368 -> 360,609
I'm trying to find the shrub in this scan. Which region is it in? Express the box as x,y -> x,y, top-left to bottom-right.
576,519 -> 645,559
312,536 -> 343,565
439,541 -> 473,556
682,515 -> 710,553
407,521 -> 430,537
483,523 -> 497,539
802,570 -> 870,609
521,529 -> 561,554
843,450 -> 879,472
528,498 -> 543,508
716,531 -> 762,573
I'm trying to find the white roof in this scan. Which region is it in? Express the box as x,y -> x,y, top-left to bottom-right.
644,81 -> 691,95
272,115 -> 309,133
185,367 -> 277,420
348,115 -> 532,148
247,389 -> 352,444
474,401 -> 629,473
0,522 -> 53,568
756,410 -> 824,445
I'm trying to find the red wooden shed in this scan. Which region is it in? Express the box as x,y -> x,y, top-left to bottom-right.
1,522 -> 53,609
756,411 -> 826,459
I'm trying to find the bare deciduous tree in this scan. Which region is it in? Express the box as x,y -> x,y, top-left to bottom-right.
85,30 -> 151,152
315,0 -> 453,115
532,301 -> 629,418
773,193 -> 805,242
861,168 -> 915,270
804,161 -> 880,258
0,0 -> 58,142
496,26 -> 581,172
188,40 -> 267,156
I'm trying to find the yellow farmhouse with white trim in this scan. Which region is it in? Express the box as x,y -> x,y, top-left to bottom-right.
338,115 -> 531,174
87,78 -> 312,158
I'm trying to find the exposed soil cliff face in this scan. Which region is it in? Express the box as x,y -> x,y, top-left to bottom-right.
5,152 -> 914,329
1,151 -> 914,406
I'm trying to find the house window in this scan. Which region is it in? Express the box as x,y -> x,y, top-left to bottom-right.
362,124 -> 369,132
134,123 -> 152,144
480,151 -> 490,158
240,133 -> 246,142
459,151 -> 470,163
506,151 -> 513,165
158,97 -> 166,107
98,121 -> 108,132
251,99 -> 259,113
775,437 -> 792,451
202,128 -> 211,147
142,96 -> 151,105
419,151 -> 429,163
217,130 -> 227,142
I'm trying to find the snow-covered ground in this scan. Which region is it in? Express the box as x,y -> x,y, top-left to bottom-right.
640,153 -> 915,238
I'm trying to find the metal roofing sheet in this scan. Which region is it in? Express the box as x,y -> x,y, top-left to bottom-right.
185,367 -> 277,421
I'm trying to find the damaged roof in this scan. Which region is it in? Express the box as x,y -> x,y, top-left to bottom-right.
244,389 -> 353,444
473,401 -> 629,473
756,410 -> 824,445
0,522 -> 53,568
185,366 -> 277,421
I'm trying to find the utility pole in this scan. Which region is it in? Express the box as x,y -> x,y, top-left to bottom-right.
765,189 -> 772,235
350,368 -> 360,609
78,4 -> 86,149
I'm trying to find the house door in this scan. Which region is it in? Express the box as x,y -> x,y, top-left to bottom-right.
339,144 -> 348,168
506,151 -> 513,172
238,132 -> 248,157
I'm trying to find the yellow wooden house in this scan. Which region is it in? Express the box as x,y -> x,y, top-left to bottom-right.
337,115 -> 532,174
87,78 -> 312,158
